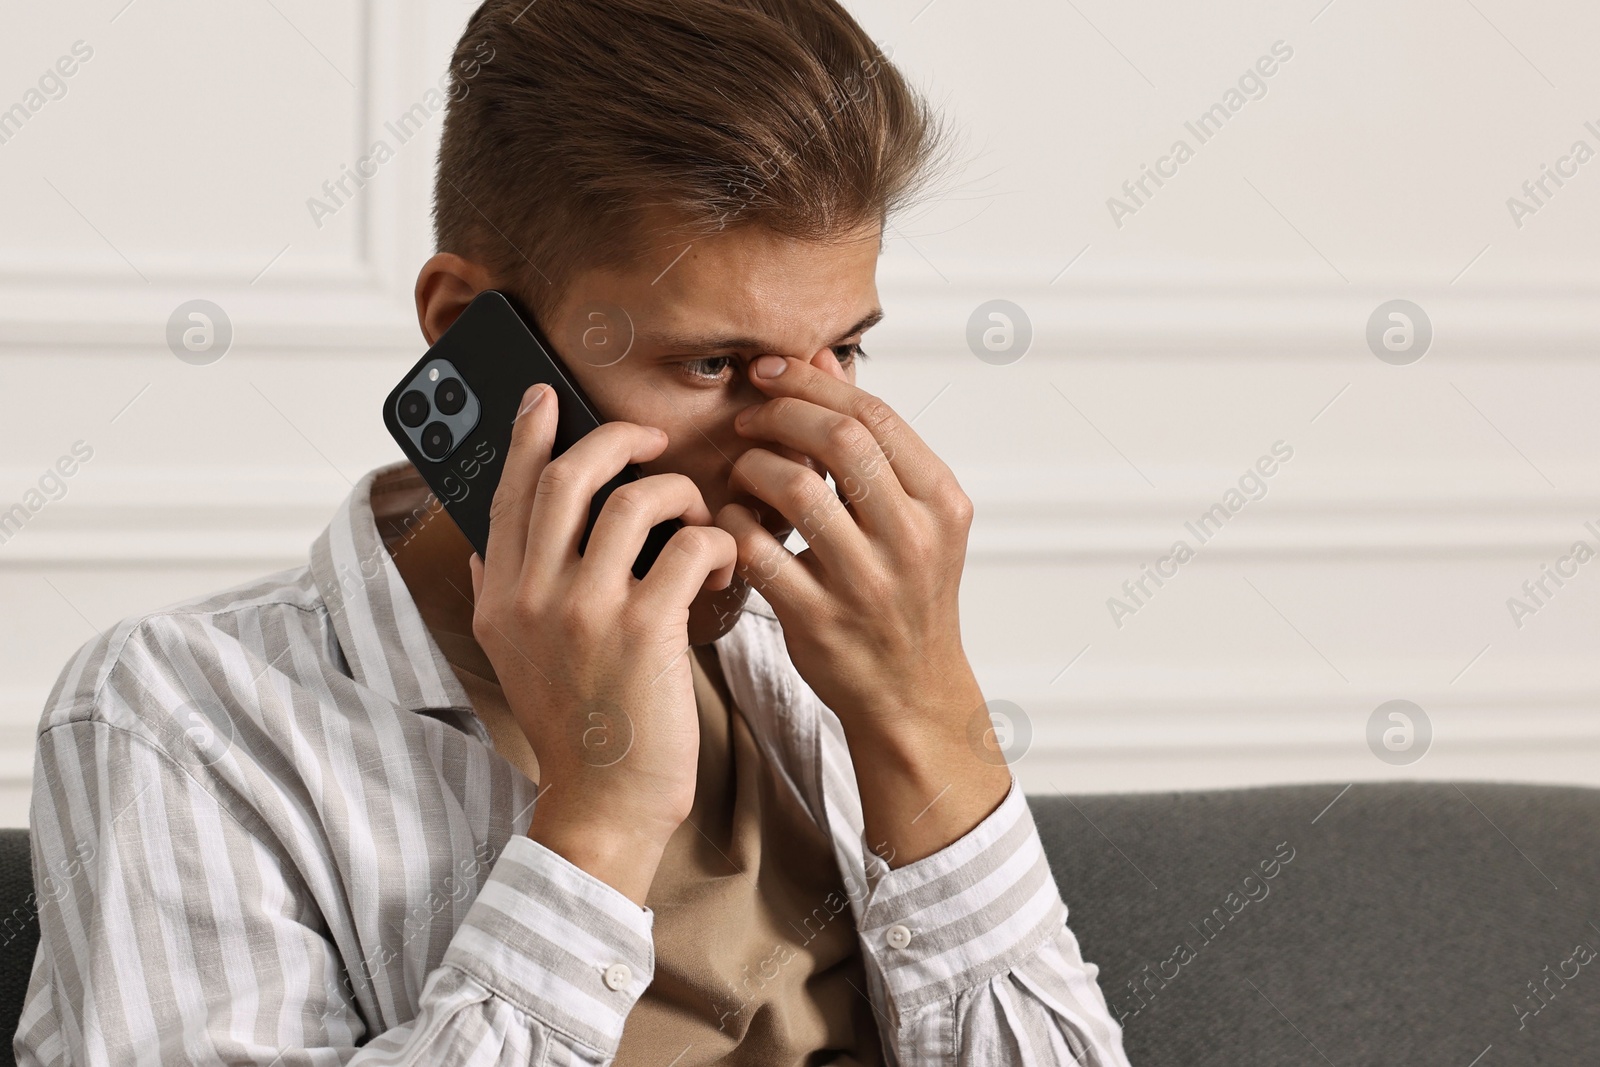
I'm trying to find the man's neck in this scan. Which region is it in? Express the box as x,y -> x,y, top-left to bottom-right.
386,501 -> 478,643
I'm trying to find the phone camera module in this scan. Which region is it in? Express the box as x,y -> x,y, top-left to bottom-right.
420,421 -> 454,461
396,357 -> 478,464
434,377 -> 467,416
398,390 -> 430,428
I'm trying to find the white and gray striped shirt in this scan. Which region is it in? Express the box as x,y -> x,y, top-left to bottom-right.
14,460 -> 1132,1066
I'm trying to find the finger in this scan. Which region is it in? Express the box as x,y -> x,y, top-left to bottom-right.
483,384 -> 557,591
580,472 -> 715,592
632,523 -> 741,618
748,355 -> 946,500
525,421 -> 670,586
729,446 -> 868,562
734,396 -> 900,532
469,551 -> 483,603
712,500 -> 825,614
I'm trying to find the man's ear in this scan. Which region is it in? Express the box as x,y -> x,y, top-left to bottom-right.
414,253 -> 496,345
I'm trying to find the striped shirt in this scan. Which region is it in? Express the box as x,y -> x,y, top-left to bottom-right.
14,459 -> 1132,1066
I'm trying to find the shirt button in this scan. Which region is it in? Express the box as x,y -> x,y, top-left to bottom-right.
886,924 -> 913,949
603,963 -> 632,991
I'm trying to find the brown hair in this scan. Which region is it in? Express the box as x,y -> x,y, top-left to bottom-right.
433,0 -> 951,322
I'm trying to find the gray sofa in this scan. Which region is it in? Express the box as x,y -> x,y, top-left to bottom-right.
3,782 -> 1595,1065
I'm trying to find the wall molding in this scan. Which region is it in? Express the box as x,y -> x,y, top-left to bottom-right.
0,0 -> 437,353
5,272 -> 1600,356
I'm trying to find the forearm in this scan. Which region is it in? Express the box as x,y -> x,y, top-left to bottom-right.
841,677 -> 1014,869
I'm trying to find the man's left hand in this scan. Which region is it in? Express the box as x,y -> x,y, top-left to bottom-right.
714,352 -> 1013,868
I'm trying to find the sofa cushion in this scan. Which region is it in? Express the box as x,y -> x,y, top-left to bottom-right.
1030,782 -> 1600,1066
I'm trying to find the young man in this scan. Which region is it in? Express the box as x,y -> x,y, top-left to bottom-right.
17,1 -> 1131,1064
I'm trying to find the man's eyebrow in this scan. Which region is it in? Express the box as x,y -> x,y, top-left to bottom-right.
643,308 -> 884,353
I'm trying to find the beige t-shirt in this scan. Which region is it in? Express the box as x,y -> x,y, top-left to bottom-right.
386,503 -> 882,1066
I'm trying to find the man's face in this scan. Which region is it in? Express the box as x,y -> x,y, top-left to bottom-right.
538,222 -> 884,645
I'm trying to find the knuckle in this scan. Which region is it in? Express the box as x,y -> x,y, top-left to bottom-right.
604,483 -> 649,520
780,463 -> 819,501
664,472 -> 701,499
487,484 -> 523,528
732,524 -> 768,559
668,524 -> 719,557
470,605 -> 498,645
765,395 -> 803,422
851,395 -> 897,437
940,484 -> 974,525
509,586 -> 545,624
825,416 -> 873,462
556,593 -> 594,632
536,459 -> 579,498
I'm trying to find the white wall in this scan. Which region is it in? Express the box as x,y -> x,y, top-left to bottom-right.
2,0 -> 1597,826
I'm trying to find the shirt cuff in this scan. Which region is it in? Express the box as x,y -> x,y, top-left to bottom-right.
442,833 -> 655,1057
857,775 -> 1068,1013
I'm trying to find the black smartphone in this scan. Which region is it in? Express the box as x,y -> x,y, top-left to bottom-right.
382,289 -> 681,579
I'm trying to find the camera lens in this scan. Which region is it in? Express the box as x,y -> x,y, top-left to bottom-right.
434,377 -> 466,416
398,389 -> 429,427
420,421 -> 453,461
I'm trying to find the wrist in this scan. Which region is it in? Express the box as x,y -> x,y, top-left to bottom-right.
528,800 -> 675,907
837,681 -> 986,771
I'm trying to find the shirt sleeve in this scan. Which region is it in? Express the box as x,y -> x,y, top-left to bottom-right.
14,718 -> 656,1067
853,775 -> 1133,1066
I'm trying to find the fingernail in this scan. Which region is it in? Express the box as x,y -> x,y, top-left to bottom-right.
516,384 -> 547,418
735,404 -> 758,427
752,355 -> 787,379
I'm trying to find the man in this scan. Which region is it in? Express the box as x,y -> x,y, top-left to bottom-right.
16,1 -> 1132,1064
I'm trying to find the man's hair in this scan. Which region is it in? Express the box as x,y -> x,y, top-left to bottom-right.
433,0 -> 950,322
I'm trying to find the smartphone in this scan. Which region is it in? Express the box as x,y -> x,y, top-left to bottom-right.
382,289 -> 681,579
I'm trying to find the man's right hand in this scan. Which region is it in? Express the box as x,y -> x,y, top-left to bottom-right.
467,382 -> 737,906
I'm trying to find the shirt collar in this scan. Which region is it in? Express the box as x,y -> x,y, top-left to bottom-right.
309,460 -> 479,722
308,459 -> 783,745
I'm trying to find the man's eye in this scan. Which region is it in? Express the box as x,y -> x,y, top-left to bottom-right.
679,345 -> 867,383
832,343 -> 868,366
680,355 -> 737,381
